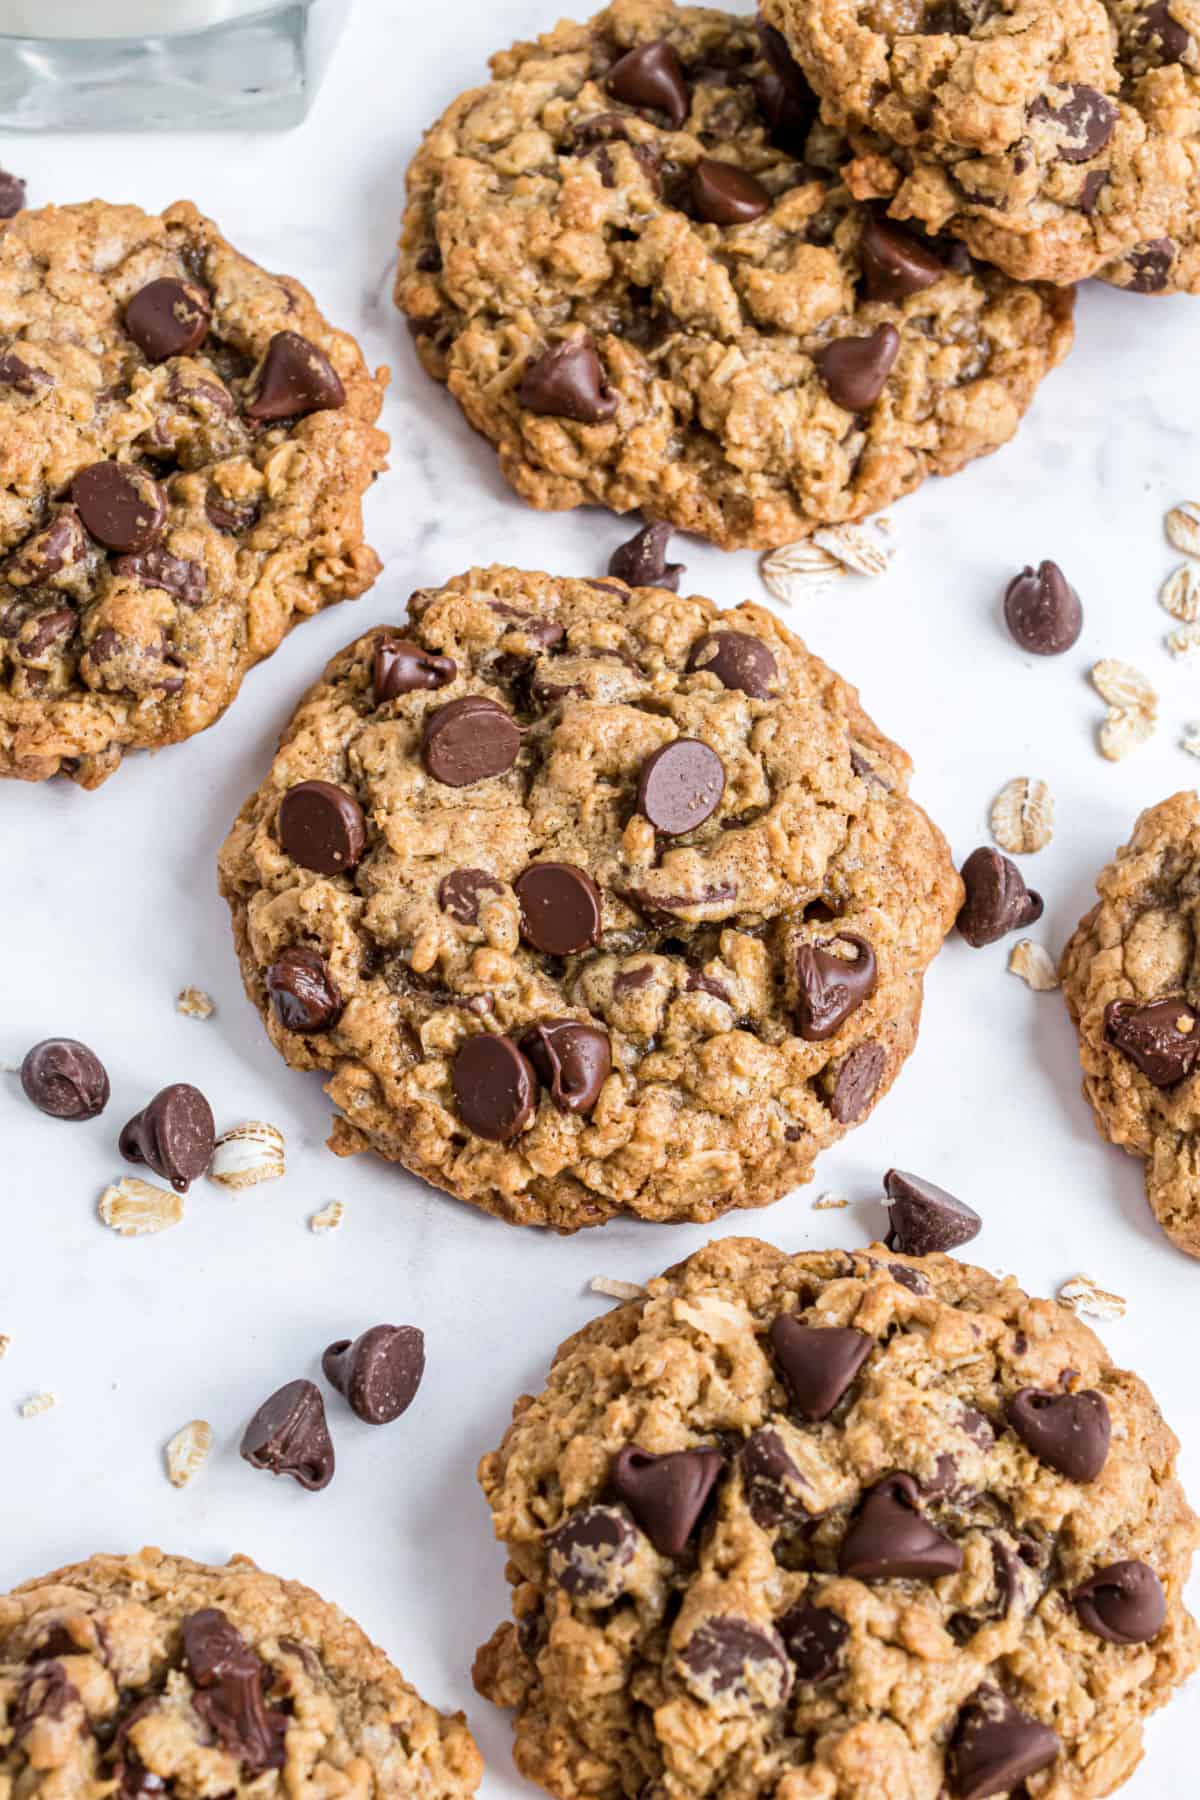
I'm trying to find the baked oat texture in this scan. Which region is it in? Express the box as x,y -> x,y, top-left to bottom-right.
474,1236 -> 1200,1800
761,0 -> 1200,289
217,565 -> 961,1232
0,1547 -> 482,1800
0,200 -> 389,788
1060,791 -> 1200,1257
395,0 -> 1074,551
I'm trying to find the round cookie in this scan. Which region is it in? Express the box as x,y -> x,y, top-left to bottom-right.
218,565 -> 962,1231
395,0 -> 1074,551
0,1547 -> 482,1800
474,1235 -> 1200,1800
0,200 -> 389,788
1060,791 -> 1200,1256
761,0 -> 1200,287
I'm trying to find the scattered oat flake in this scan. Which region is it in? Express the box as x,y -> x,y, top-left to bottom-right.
1090,660 -> 1156,762
760,538 -> 846,604
1168,621 -> 1200,659
165,1419 -> 213,1488
1057,1274 -> 1126,1322
1161,564 -> 1200,623
0,1333 -> 10,1359
176,986 -> 215,1020
20,1392 -> 56,1418
1099,705 -> 1155,762
811,523 -> 892,578
209,1121 -> 285,1191
1182,723 -> 1200,758
990,778 -> 1054,855
98,1176 -> 184,1237
1009,940 -> 1059,991
589,1275 -> 646,1301
309,1200 -> 345,1234
1166,501 -> 1200,559
813,1193 -> 850,1210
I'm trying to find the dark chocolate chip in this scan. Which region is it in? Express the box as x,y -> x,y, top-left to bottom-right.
119,1083 -> 215,1193
0,170 -> 25,218
245,331 -> 344,420
115,546 -> 207,607
1028,84 -> 1117,162
1006,1387 -> 1110,1482
14,605 -> 76,662
770,1317 -> 872,1419
438,868 -> 505,925
1121,237 -> 1176,292
753,69 -> 816,151
0,349 -> 52,394
794,934 -> 877,1040
322,1324 -> 425,1424
452,1034 -> 538,1141
777,1604 -> 848,1683
205,489 -> 258,534
72,462 -> 166,553
678,1617 -> 792,1709
373,636 -> 456,701
887,1261 -> 930,1295
637,739 -> 724,834
686,631 -> 777,698
610,1444 -> 724,1554
125,279 -> 211,362
838,1472 -> 963,1580
830,1040 -> 886,1122
860,215 -> 944,301
1105,996 -> 1200,1085
519,1019 -> 612,1113
815,324 -> 900,410
545,1505 -> 638,1600
515,862 -> 603,955
423,695 -> 520,786
1073,1560 -> 1166,1644
240,1378 -> 334,1490
1003,559 -> 1082,655
518,338 -> 617,423
5,506 -> 87,583
490,601 -> 566,650
1138,0 -> 1190,61
20,1039 -> 109,1121
691,157 -> 771,225
608,520 -> 684,590
182,1609 -> 288,1771
606,39 -> 690,128
948,1686 -> 1059,1800
278,780 -> 366,876
1080,168 -> 1110,214
956,846 -> 1044,947
266,946 -> 342,1033
740,1428 -> 809,1528
884,1167 -> 982,1255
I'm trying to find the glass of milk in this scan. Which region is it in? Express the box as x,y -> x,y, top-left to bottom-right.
0,0 -> 350,129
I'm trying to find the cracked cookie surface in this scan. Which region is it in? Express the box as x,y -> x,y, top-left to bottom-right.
217,565 -> 960,1232
0,1547 -> 482,1800
474,1235 -> 1199,1800
1061,791 -> 1200,1257
395,0 -> 1073,551
0,200 -> 388,788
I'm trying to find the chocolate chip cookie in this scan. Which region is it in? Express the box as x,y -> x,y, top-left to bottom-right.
474,1235 -> 1199,1800
0,1547 -> 482,1800
761,0 -> 1200,288
395,0 -> 1073,551
217,565 -> 961,1231
0,200 -> 388,788
1060,791 -> 1200,1256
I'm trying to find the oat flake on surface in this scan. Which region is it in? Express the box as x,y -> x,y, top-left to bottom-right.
589,1276 -> 647,1301
1182,723 -> 1200,758
811,523 -> 892,578
813,1192 -> 850,1210
1009,940 -> 1060,990
760,538 -> 846,604
1161,564 -> 1200,623
1167,622 -> 1200,659
165,1419 -> 213,1488
98,1176 -> 184,1237
1166,502 -> 1200,559
1058,1274 -> 1127,1321
176,986 -> 215,1020
1091,660 -> 1157,761
0,1333 -> 10,1359
20,1392 -> 57,1418
310,1200 -> 345,1234
990,778 -> 1054,854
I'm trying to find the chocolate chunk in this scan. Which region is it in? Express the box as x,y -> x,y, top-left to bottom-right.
423,695 -> 520,786
830,1040 -> 886,1122
637,739 -> 724,834
110,1697 -> 163,1800
1073,1560 -> 1166,1644
240,1378 -> 334,1490
1105,996 -> 1200,1085
439,868 -> 505,925
545,1505 -> 638,1601
949,1686 -> 1059,1800
794,934 -> 877,1040
373,636 -> 456,700
266,946 -> 342,1033
520,1019 -> 612,1113
678,1617 -> 791,1710
956,846 -> 1044,947
1028,84 -> 1117,162
13,605 -> 75,662
72,463 -> 166,553
887,1261 -> 930,1295
1003,560 -> 1082,655
815,324 -> 900,411
322,1324 -> 425,1424
5,506 -> 88,585
687,631 -> 777,698
691,157 -> 771,225
1006,1387 -> 1110,1482
884,1168 -> 982,1255
182,1608 -> 288,1771
115,546 -> 207,607
452,1034 -> 538,1141
1138,0 -> 1190,60
125,278 -> 211,362
770,1318 -> 872,1419
610,1444 -> 724,1554
860,215 -> 944,301
608,520 -> 684,590
0,349 -> 51,395
515,862 -> 603,955
206,489 -> 258,534
0,170 -> 25,218
20,1038 -> 109,1120
777,1602 -> 847,1682
838,1472 -> 963,1580
518,338 -> 617,423
119,1083 -> 214,1192
1122,237 -> 1176,292
740,1428 -> 809,1527
13,1661 -> 79,1738
245,331 -> 345,420
278,780 -> 366,876
606,39 -> 689,128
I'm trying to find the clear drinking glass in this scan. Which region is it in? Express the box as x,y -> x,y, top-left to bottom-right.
0,0 -> 351,130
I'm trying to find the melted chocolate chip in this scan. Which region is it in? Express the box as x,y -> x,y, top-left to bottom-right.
1138,0 -> 1190,61
439,868 -> 505,925
830,1040 -> 886,1122
519,1019 -> 612,1113
1104,996 -> 1200,1086
1028,84 -> 1117,163
518,338 -> 617,422
1122,237 -> 1176,292
794,934 -> 877,1040
245,331 -> 345,420
740,1428 -> 809,1527
72,463 -> 166,553
266,947 -> 342,1032
678,1616 -> 792,1710
182,1609 -> 288,1771
240,1379 -> 335,1490
373,637 -> 456,701
777,1603 -> 847,1682
545,1505 -> 638,1601
115,546 -> 207,607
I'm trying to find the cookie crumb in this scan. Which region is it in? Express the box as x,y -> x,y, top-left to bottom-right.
1165,502 -> 1200,559
1161,565 -> 1200,623
1057,1274 -> 1126,1321
990,778 -> 1054,854
1091,659 -> 1157,761
589,1275 -> 646,1301
209,1121 -> 285,1190
176,986 -> 215,1020
20,1392 -> 56,1418
813,1192 -> 850,1210
165,1419 -> 213,1487
760,539 -> 846,603
310,1200 -> 345,1234
1009,941 -> 1059,991
98,1176 -> 184,1237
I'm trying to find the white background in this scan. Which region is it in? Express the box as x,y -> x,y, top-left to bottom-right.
3,1 -> 1200,1791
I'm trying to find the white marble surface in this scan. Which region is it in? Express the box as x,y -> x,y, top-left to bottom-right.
3,1 -> 1200,1792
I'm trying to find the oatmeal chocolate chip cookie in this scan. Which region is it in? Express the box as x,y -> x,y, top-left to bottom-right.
474,1236 -> 1199,1800
217,565 -> 961,1231
761,0 -> 1200,288
0,1547 -> 482,1800
1060,791 -> 1200,1256
0,201 -> 388,789
394,0 -> 1073,552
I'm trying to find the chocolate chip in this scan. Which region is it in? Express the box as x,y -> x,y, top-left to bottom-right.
439,868 -> 505,925
278,780 -> 366,876
887,1261 -> 930,1295
1138,0 -> 1190,59
1104,996 -> 1200,1086
1073,1560 -> 1166,1644
491,601 -> 566,650
838,1472 -> 963,1580
322,1324 -> 425,1424
519,1019 -> 612,1113
687,631 -> 777,698
606,39 -> 689,128
518,338 -> 617,423
545,1505 -> 638,1601
452,1033 -> 538,1141
423,695 -> 520,786
884,1168 -> 982,1255
1028,84 -> 1117,162
637,739 -> 724,834
1121,237 -> 1176,292
860,215 -> 944,301
770,1317 -> 872,1419
678,1617 -> 792,1710
182,1609 -> 288,1770
240,1378 -> 334,1490
125,278 -> 211,362
794,934 -> 877,1040
608,520 -> 684,590
5,506 -> 88,585
0,170 -> 25,218
691,157 -> 771,225
740,1428 -> 809,1527
753,70 -> 815,150
1006,1387 -> 1110,1482
110,1698 -> 163,1800
0,349 -> 51,395
115,546 -> 207,607
244,331 -> 344,420
515,862 -> 603,955
956,846 -> 1044,947
1003,559 -> 1082,655
20,1039 -> 109,1120
1080,168 -> 1110,214
373,636 -> 456,701
72,463 -> 166,553
119,1083 -> 214,1192
206,489 -> 258,535
815,325 -> 900,411
266,946 -> 342,1033
948,1686 -> 1059,1800
830,1040 -> 886,1122
610,1444 -> 724,1554
777,1603 -> 847,1682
